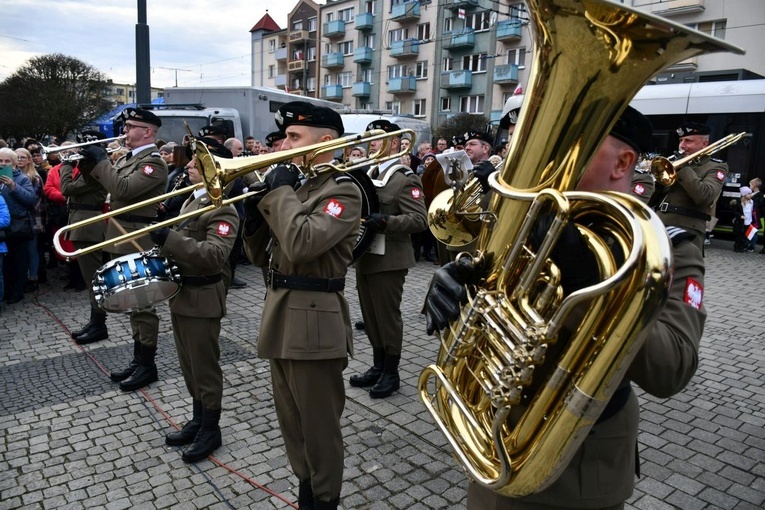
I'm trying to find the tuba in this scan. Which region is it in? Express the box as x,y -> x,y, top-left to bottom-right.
418,0 -> 743,497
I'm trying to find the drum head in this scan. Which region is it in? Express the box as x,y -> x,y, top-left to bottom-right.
346,169 -> 380,264
94,251 -> 180,313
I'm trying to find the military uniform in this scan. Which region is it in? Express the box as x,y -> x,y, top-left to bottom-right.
87,142 -> 168,389
630,168 -> 655,205
157,189 -> 239,462
352,158 -> 428,397
59,160 -> 109,343
244,169 -> 362,504
656,155 -> 727,247
467,226 -> 706,509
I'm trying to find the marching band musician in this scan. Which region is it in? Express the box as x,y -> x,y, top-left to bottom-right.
59,133 -> 108,344
653,122 -> 728,252
425,106 -> 707,509
348,120 -> 427,399
242,102 -> 361,510
149,156 -> 239,463
76,107 -> 168,392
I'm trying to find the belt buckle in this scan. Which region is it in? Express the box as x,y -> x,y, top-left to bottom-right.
659,203 -> 669,212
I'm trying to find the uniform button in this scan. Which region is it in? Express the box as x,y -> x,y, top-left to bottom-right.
310,303 -> 316,308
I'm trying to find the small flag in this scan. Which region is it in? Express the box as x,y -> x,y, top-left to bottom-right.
746,224 -> 757,240
513,84 -> 523,95
458,8 -> 466,19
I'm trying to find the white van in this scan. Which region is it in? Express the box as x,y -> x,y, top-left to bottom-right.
339,113 -> 432,150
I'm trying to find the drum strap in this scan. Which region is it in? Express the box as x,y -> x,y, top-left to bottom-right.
181,274 -> 222,286
268,270 -> 345,292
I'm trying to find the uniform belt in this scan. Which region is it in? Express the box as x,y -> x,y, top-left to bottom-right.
658,203 -> 711,221
268,270 -> 345,292
114,213 -> 156,224
67,203 -> 102,212
181,274 -> 222,286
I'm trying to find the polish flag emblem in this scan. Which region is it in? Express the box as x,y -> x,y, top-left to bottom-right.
142,166 -> 154,176
715,170 -> 725,182
324,199 -> 345,218
683,277 -> 703,310
217,222 -> 231,236
411,188 -> 422,200
633,184 -> 645,196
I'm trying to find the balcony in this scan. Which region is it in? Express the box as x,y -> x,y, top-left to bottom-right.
390,39 -> 419,59
323,20 -> 346,39
274,74 -> 287,88
355,12 -> 374,31
444,30 -> 475,50
388,76 -> 416,94
288,60 -> 306,72
321,84 -> 344,101
353,81 -> 371,97
353,46 -> 373,64
321,52 -> 345,69
274,46 -> 288,61
445,0 -> 479,9
493,64 -> 519,85
648,0 -> 705,16
496,19 -> 522,42
289,30 -> 309,43
391,2 -> 420,22
440,70 -> 473,89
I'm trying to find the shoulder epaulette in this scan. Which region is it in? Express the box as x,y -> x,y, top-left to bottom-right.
334,174 -> 353,183
665,226 -> 696,247
404,169 -> 414,176
150,151 -> 162,158
711,157 -> 724,163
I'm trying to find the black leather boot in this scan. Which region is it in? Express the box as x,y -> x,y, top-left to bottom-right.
298,480 -> 315,510
166,399 -> 202,446
110,341 -> 141,382
369,354 -> 400,399
313,498 -> 339,510
74,311 -> 108,345
349,348 -> 385,388
182,408 -> 222,463
119,346 -> 158,392
71,309 -> 96,339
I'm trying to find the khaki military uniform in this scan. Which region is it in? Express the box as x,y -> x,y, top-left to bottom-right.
630,169 -> 655,205
88,145 -> 168,349
355,162 -> 428,357
656,155 -> 727,251
59,162 -> 107,300
467,226 -> 706,509
243,170 -> 362,502
159,191 -> 239,411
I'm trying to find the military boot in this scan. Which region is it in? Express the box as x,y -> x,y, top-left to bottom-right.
313,498 -> 339,510
349,348 -> 385,388
369,354 -> 400,399
166,399 -> 202,446
298,480 -> 315,510
119,345 -> 158,392
70,310 -> 95,339
74,310 -> 108,345
110,341 -> 141,382
182,408 -> 222,463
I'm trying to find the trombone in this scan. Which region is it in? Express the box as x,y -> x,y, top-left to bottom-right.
54,128 -> 414,258
650,131 -> 748,186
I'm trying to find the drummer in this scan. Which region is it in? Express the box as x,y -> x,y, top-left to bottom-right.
75,107 -> 168,392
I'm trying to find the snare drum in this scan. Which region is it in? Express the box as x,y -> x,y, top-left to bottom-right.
93,248 -> 181,312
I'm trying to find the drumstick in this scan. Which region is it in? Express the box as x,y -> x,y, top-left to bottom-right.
111,218 -> 145,252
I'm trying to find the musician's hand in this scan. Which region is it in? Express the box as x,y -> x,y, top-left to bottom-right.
265,164 -> 299,191
156,204 -> 168,222
425,257 -> 477,335
79,145 -> 108,164
474,160 -> 495,194
150,226 -> 170,247
363,213 -> 389,232
243,193 -> 265,236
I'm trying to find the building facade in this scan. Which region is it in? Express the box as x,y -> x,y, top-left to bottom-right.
250,0 -> 765,131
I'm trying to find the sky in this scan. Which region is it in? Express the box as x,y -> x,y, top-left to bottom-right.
0,0 -> 294,88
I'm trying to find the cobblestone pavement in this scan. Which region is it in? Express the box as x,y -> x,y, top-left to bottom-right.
1,240 -> 763,510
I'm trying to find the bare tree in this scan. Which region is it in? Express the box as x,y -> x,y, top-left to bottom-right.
435,113 -> 491,143
0,53 -> 112,141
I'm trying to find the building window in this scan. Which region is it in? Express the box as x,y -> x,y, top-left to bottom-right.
509,3 -> 527,18
307,77 -> 316,91
415,60 -> 428,79
440,97 -> 451,111
307,46 -> 317,61
413,99 -> 426,117
360,102 -> 373,110
444,18 -> 453,33
466,11 -> 492,31
388,28 -> 409,45
292,20 -> 303,31
693,19 -> 727,39
338,40 -> 354,55
506,47 -> 526,68
269,40 -> 276,53
385,101 -> 401,115
338,7 -> 355,22
338,71 -> 354,88
416,22 -> 430,42
442,58 -> 454,72
459,95 -> 484,113
324,74 -> 333,86
268,65 -> 275,78
292,78 -> 301,90
463,53 -> 487,73
326,12 -> 335,23
388,64 -> 408,80
364,0 -> 377,14
361,68 -> 374,83
363,34 -> 375,48
308,17 -> 317,32
116,88 -> 124,95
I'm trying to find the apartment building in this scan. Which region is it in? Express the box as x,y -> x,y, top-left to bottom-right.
108,81 -> 163,106
250,0 -> 765,129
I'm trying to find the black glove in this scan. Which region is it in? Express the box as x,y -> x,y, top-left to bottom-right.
265,165 -> 300,191
473,160 -> 495,194
150,226 -> 170,246
156,204 -> 168,222
243,192 -> 266,235
424,257 -> 480,335
363,213 -> 389,232
79,145 -> 108,164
